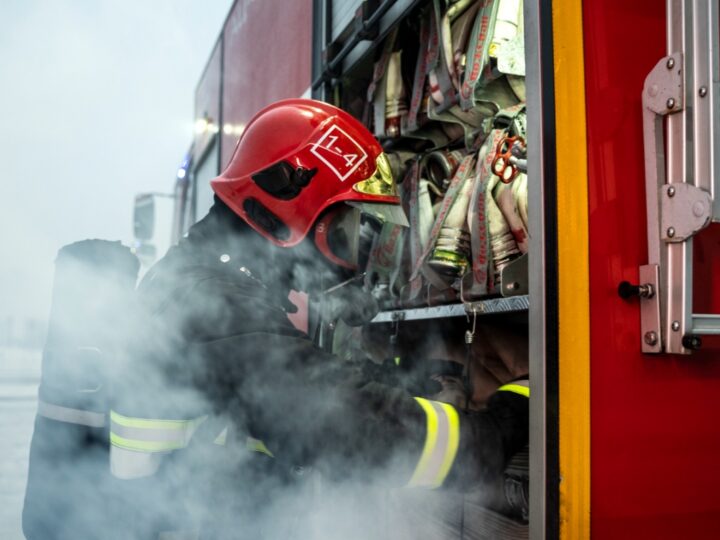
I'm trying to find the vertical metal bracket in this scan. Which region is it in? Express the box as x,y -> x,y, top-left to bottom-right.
639,264 -> 662,353
640,0 -> 720,354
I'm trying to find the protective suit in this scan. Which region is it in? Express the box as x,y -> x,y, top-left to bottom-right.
109,99 -> 529,539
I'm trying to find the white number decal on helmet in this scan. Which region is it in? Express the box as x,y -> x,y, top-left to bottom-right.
310,125 -> 368,181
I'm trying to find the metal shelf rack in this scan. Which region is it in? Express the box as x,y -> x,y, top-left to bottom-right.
370,294 -> 529,323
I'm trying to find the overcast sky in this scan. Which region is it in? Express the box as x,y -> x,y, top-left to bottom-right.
0,0 -> 233,321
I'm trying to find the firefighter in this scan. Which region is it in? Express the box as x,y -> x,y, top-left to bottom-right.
110,99 -> 529,538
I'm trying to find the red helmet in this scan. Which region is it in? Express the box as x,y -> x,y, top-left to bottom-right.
211,99 -> 404,253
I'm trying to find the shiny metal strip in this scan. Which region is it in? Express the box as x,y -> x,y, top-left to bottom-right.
110,445 -> 165,479
370,295 -> 530,323
110,421 -> 194,444
665,0 -> 693,353
692,0 -> 720,211
525,0 -> 548,537
37,400 -> 105,428
692,314 -> 720,334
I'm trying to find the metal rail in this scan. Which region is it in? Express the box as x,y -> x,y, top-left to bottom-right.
639,0 -> 720,354
370,295 -> 529,323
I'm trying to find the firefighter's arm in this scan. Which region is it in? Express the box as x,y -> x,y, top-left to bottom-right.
189,329 -> 528,490
409,379 -> 529,490
164,276 -> 529,490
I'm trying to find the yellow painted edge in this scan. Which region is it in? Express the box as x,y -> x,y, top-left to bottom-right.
552,0 -> 591,538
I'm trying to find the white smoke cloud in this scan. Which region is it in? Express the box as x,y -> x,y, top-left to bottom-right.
20,226 -> 528,539
0,2 -> 232,538
0,0 -> 232,321
1,3 -> 530,538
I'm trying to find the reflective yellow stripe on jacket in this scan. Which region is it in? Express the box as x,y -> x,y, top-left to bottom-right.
408,380 -> 529,489
110,410 -> 206,452
109,410 -> 207,479
213,428 -> 274,457
497,379 -> 530,398
246,436 -> 275,458
407,398 -> 460,489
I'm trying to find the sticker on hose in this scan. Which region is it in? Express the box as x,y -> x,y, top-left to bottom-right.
311,125 -> 368,181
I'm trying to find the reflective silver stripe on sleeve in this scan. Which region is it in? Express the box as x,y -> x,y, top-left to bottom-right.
37,400 -> 106,428
110,445 -> 166,479
111,421 -> 198,444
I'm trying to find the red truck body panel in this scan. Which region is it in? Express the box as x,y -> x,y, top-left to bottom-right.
220,0 -> 313,169
584,1 -> 720,536
194,40 -> 222,165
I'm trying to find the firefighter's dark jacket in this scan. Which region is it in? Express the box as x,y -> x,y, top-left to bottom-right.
112,199 -> 528,520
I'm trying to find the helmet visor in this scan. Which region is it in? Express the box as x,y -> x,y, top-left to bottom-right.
352,153 -> 397,197
350,153 -> 408,227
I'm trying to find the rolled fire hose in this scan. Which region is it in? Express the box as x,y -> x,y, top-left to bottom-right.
493,180 -> 529,254
487,176 -> 521,278
512,173 -> 529,231
428,171 -> 476,277
490,0 -> 523,58
385,50 -> 407,137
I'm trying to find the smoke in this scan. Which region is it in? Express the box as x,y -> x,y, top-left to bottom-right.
1,3 -> 529,533
21,213 -> 529,539
0,2 -> 230,538
0,0 -> 231,323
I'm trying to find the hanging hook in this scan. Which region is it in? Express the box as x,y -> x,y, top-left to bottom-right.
465,309 -> 477,345
462,309 -> 478,408
390,313 -> 403,366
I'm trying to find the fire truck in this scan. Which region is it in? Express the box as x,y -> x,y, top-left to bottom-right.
132,0 -> 720,538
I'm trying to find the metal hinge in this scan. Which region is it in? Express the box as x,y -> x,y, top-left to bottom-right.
660,183 -> 712,242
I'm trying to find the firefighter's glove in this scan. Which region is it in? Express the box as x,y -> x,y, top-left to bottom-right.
363,357 -> 465,397
323,282 -> 380,327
